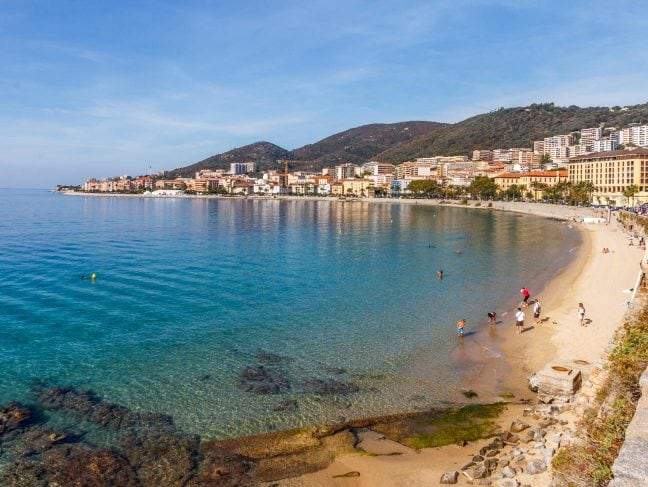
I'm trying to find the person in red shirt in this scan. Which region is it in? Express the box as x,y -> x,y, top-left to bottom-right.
520,287 -> 531,306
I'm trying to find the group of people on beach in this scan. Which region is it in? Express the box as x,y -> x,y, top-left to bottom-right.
455,285 -> 587,337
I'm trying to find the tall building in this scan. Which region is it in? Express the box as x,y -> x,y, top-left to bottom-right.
618,125 -> 648,147
472,149 -> 493,161
543,135 -> 572,155
334,163 -> 358,180
593,138 -> 618,153
230,162 -> 256,175
492,149 -> 512,163
580,127 -> 603,147
568,148 -> 648,205
533,140 -> 545,154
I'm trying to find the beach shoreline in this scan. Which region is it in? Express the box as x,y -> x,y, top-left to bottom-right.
56,191 -> 643,486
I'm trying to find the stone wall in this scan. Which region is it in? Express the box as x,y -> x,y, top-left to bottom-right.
609,367 -> 648,486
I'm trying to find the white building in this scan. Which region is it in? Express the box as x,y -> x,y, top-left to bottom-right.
580,127 -> 603,147
543,135 -> 572,155
618,125 -> 648,147
230,162 -> 256,175
593,138 -> 618,152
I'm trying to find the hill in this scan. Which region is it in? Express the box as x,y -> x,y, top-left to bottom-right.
290,121 -> 447,167
168,141 -> 291,178
375,103 -> 648,162
169,102 -> 648,175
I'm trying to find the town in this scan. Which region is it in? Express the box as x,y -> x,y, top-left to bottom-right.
78,122 -> 648,207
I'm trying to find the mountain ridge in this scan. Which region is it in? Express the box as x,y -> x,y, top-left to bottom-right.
169,102 -> 648,176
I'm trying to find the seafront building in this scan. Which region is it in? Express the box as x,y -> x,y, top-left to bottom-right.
78,120 -> 648,202
494,170 -> 568,198
568,148 -> 648,205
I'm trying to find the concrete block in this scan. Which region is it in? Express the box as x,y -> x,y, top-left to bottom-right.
536,364 -> 582,398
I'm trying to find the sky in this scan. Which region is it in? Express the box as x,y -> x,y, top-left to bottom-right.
1,0 -> 648,188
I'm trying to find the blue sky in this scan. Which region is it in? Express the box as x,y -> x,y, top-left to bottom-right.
2,0 -> 648,187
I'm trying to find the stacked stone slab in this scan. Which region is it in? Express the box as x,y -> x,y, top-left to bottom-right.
536,364 -> 582,401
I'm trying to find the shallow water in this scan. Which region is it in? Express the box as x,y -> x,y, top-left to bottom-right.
0,190 -> 579,438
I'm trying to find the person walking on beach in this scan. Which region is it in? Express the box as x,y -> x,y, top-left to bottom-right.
533,298 -> 541,324
520,287 -> 531,306
515,307 -> 525,334
578,303 -> 586,326
456,319 -> 466,337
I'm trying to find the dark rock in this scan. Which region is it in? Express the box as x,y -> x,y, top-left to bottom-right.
0,402 -> 33,435
440,470 -> 459,484
190,442 -> 256,487
121,430 -> 200,486
35,386 -> 174,430
473,455 -> 485,462
198,374 -> 212,381
239,365 -> 291,395
1,444 -> 139,487
301,379 -> 359,395
486,449 -> 500,457
461,461 -> 476,470
10,427 -> 71,456
272,399 -> 298,413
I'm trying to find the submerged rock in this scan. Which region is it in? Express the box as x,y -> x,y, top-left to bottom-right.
273,399 -> 298,413
0,402 -> 32,435
35,386 -> 174,430
255,350 -> 294,366
1,444 -> 139,487
190,442 -> 256,486
239,365 -> 291,394
301,379 -> 359,396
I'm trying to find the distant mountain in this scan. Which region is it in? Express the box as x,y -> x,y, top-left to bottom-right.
375,103 -> 648,162
169,102 -> 648,175
168,141 -> 291,178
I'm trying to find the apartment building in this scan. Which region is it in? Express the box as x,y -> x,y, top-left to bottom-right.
492,149 -> 512,163
543,135 -> 572,155
334,163 -> 359,180
533,141 -> 544,154
568,148 -> 648,205
472,149 -> 493,161
362,161 -> 395,176
580,127 -> 603,147
230,162 -> 256,175
395,161 -> 438,179
593,138 -> 619,153
331,179 -> 374,197
618,125 -> 648,147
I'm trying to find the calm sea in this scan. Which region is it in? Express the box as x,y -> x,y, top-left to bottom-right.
0,189 -> 579,438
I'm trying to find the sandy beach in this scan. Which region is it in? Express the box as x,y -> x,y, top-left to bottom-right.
258,212 -> 643,486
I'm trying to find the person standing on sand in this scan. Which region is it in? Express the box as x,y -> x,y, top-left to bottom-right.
578,303 -> 586,326
515,307 -> 525,334
456,319 -> 466,337
488,312 -> 497,325
520,287 -> 531,306
533,298 -> 541,324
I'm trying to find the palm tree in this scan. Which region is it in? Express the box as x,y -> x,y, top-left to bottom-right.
530,181 -> 548,201
623,185 -> 639,207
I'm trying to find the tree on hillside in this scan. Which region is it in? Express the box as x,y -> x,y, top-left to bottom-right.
469,176 -> 497,200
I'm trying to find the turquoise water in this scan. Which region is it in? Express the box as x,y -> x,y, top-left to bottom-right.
0,190 -> 578,438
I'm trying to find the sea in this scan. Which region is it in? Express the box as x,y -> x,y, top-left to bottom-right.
0,189 -> 579,439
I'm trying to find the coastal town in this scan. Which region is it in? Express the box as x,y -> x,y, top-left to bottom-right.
75,122 -> 648,207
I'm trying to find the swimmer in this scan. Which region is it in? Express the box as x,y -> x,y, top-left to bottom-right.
90,272 -> 97,281
437,269 -> 444,280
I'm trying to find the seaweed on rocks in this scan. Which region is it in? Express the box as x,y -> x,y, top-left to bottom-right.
254,350 -> 294,366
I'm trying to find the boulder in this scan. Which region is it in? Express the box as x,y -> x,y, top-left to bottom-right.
536,365 -> 582,398
526,459 -> 547,475
501,465 -> 516,478
440,470 -> 459,484
528,374 -> 540,392
510,420 -> 530,433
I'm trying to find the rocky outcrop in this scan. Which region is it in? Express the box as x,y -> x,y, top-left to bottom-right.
238,365 -> 291,394
0,402 -> 32,436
